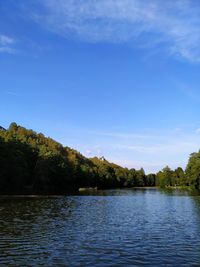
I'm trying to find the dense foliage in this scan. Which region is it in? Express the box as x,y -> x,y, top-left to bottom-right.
155,153 -> 200,189
156,166 -> 186,188
2,122 -> 200,193
0,123 -> 155,194
185,152 -> 200,189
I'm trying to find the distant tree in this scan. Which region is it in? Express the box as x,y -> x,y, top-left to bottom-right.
185,152 -> 200,189
8,122 -> 18,132
174,167 -> 186,186
156,166 -> 174,188
2,122 -> 187,194
146,173 -> 156,186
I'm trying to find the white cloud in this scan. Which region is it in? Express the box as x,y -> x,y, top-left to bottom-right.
4,91 -> 18,96
116,141 -> 198,155
0,35 -> 15,46
88,130 -> 156,140
0,47 -> 16,54
33,0 -> 200,62
0,35 -> 16,54
111,159 -> 175,174
59,127 -> 200,173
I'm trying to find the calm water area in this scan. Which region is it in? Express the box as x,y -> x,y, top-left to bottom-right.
0,188 -> 200,266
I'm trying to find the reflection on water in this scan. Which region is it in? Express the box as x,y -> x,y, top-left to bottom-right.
1,189 -> 200,266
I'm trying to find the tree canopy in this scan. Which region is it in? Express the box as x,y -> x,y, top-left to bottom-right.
0,123 -> 155,194
1,122 -> 200,194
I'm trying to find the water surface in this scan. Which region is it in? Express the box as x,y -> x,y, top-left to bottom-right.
0,188 -> 200,266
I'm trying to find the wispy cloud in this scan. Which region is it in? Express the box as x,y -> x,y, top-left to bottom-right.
87,130 -> 157,140
0,34 -> 16,54
4,91 -> 18,96
0,47 -> 16,54
0,35 -> 15,46
116,141 -> 199,155
32,0 -> 200,63
112,158 -> 187,174
57,126 -> 200,173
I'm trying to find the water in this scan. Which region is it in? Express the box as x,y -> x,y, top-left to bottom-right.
1,188 -> 200,266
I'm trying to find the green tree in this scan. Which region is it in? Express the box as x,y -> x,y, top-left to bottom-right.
185,152 -> 200,189
156,166 -> 174,188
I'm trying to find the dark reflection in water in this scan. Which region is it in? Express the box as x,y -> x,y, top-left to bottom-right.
1,189 -> 200,266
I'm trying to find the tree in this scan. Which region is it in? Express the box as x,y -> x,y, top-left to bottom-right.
0,122 -> 176,194
185,152 -> 200,189
156,166 -> 174,188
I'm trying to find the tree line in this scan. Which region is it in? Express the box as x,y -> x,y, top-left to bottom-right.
0,123 -> 200,194
155,154 -> 200,189
0,123 -> 155,194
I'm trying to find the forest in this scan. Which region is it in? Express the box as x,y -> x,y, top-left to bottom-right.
0,122 -> 199,194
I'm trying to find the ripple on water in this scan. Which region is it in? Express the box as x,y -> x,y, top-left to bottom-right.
0,189 -> 200,266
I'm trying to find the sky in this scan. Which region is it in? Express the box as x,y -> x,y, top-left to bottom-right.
1,0 -> 200,173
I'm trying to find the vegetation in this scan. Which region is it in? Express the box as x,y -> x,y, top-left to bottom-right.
1,122 -> 200,194
0,123 -> 155,194
156,166 -> 186,188
156,154 -> 200,189
185,152 -> 200,189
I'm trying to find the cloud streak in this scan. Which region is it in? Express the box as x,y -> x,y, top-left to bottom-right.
0,34 -> 16,54
0,35 -> 15,46
32,0 -> 200,62
58,127 -> 200,173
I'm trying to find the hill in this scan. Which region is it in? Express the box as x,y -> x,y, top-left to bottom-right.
0,126 -> 6,131
0,123 -> 155,194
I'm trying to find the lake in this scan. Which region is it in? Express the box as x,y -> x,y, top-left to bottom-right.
0,188 -> 200,266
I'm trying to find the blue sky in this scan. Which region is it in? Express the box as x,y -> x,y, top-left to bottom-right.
1,0 -> 200,173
